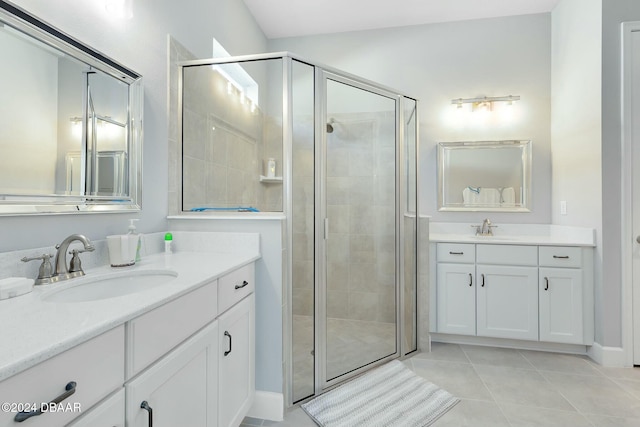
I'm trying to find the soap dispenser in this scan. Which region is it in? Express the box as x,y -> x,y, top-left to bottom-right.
128,219 -> 144,263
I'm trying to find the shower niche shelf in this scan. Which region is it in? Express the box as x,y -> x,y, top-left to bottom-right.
259,175 -> 283,184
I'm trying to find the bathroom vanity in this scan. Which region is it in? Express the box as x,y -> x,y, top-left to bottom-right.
0,242 -> 259,427
429,223 -> 595,350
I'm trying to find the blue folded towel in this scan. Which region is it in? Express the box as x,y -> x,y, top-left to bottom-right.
467,186 -> 481,194
190,206 -> 260,212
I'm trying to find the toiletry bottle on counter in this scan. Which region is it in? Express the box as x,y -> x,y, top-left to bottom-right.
128,218 -> 144,262
267,158 -> 276,178
164,232 -> 173,254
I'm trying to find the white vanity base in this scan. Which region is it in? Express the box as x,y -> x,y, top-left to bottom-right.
430,333 -> 590,356
429,223 -> 597,361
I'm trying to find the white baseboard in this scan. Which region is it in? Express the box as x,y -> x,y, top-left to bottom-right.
431,333 -> 588,355
247,391 -> 284,422
587,342 -> 626,367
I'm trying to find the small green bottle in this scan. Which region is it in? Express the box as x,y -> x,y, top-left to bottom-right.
164,232 -> 173,254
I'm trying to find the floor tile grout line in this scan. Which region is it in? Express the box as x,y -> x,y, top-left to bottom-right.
535,368 -> 588,418
455,343 -> 473,364
537,368 -> 640,421
466,355 -> 516,427
607,375 -> 640,402
513,348 -> 537,370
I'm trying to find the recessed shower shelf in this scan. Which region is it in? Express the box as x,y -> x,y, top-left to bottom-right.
259,175 -> 283,184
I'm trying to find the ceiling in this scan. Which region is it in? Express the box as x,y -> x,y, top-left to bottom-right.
242,0 -> 562,39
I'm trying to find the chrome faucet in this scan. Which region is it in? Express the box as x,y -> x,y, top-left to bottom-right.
481,218 -> 492,235
472,218 -> 497,236
22,234 -> 95,285
54,234 -> 95,280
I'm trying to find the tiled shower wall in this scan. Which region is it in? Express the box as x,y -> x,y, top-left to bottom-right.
178,54 -> 282,213
182,66 -> 262,211
292,112 -> 397,325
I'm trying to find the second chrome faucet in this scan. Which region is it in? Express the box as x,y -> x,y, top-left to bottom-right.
22,234 -> 95,285
472,219 -> 497,236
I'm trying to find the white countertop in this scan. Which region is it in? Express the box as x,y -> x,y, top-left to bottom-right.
429,223 -> 596,247
0,250 -> 259,382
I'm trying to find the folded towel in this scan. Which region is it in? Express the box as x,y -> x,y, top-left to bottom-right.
463,187 -> 501,206
499,187 -> 516,206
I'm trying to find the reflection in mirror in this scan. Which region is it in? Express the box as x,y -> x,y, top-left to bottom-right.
0,1 -> 142,214
438,140 -> 531,212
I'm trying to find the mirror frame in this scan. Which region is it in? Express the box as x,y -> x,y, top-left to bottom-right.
0,0 -> 143,215
437,140 -> 531,212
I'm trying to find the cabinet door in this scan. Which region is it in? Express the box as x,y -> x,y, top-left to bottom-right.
126,321 -> 219,427
218,294 -> 255,427
436,263 -> 476,335
68,389 -> 125,427
539,268 -> 584,344
476,265 -> 538,340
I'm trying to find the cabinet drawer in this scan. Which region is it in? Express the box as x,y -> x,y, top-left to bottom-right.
477,244 -> 537,266
0,326 -> 124,427
436,243 -> 475,263
539,246 -> 582,268
67,388 -> 124,427
127,281 -> 217,378
218,263 -> 255,314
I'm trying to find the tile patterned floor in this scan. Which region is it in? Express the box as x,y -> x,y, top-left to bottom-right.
242,343 -> 640,427
292,315 -> 396,401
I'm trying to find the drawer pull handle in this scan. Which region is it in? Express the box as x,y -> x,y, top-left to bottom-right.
140,401 -> 153,427
544,277 -> 549,291
481,274 -> 485,287
235,280 -> 249,290
468,273 -> 473,287
553,255 -> 569,259
449,251 -> 464,255
224,331 -> 232,356
14,381 -> 77,422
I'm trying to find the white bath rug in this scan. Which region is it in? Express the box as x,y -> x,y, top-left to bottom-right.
301,360 -> 459,427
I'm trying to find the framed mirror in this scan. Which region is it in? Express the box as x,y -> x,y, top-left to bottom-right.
438,140 -> 531,212
0,1 -> 142,215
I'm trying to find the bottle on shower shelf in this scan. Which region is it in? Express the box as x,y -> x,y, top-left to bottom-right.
267,158 -> 276,178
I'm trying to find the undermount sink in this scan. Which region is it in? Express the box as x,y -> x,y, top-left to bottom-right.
42,269 -> 178,303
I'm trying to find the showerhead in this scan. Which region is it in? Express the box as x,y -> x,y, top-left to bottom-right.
326,117 -> 335,133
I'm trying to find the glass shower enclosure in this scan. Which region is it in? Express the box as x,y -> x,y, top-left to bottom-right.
179,53 -> 419,406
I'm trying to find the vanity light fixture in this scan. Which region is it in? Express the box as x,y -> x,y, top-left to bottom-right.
104,0 -> 133,19
451,95 -> 520,111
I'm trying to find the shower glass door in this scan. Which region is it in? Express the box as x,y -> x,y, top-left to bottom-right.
320,73 -> 399,388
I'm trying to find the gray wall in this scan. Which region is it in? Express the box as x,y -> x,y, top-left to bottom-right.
269,14 -> 552,225
1,0 -> 267,252
550,0 -> 605,343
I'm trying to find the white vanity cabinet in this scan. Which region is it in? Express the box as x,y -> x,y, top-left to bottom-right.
217,263 -> 255,427
476,245 -> 538,341
126,321 -> 219,427
125,262 -> 256,427
218,294 -> 255,427
433,241 -> 594,346
0,326 -> 125,427
436,243 -> 476,335
539,246 -> 591,345
67,389 -> 125,427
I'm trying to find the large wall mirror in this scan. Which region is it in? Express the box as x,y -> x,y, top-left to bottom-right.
0,1 -> 142,215
438,140 -> 531,212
